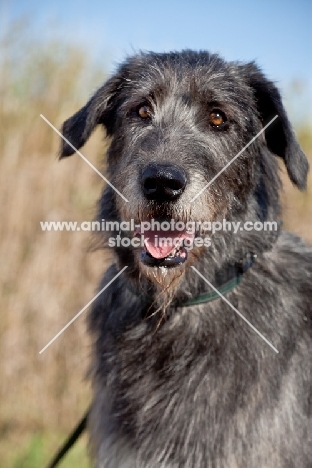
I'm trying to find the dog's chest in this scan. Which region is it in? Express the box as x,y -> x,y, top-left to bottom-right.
103,309 -> 260,464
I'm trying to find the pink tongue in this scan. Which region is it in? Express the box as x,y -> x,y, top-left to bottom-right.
143,229 -> 194,259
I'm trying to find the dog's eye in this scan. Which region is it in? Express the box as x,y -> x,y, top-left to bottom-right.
209,110 -> 226,128
138,105 -> 152,119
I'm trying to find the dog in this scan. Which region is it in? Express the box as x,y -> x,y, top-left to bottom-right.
60,51 -> 311,467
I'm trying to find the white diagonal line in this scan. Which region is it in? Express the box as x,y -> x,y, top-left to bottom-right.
40,114 -> 129,203
191,266 -> 279,353
39,266 -> 128,354
191,115 -> 278,202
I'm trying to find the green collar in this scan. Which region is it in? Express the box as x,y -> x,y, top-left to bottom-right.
126,253 -> 256,308
179,273 -> 243,306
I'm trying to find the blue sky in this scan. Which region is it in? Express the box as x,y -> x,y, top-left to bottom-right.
2,0 -> 312,121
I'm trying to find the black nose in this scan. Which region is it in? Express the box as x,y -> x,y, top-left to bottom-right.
141,163 -> 187,201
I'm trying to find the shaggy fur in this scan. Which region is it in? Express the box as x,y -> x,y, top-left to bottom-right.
60,51 -> 312,467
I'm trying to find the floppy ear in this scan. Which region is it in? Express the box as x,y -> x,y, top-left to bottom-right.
60,74 -> 123,158
245,63 -> 309,190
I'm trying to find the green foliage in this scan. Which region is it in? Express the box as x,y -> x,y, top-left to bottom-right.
1,432 -> 91,468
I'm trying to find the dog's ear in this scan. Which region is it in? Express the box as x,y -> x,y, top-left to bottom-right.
59,74 -> 123,158
244,63 -> 309,190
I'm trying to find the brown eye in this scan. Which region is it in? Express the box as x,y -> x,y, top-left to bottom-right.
138,105 -> 152,119
209,110 -> 226,127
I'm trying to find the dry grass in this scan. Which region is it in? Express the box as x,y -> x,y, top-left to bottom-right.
0,25 -> 109,466
0,24 -> 311,467
280,126 -> 312,239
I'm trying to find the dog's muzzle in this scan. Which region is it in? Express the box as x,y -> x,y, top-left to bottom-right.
138,164 -> 190,267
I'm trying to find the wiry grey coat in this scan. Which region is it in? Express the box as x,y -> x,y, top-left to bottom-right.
61,51 -> 312,468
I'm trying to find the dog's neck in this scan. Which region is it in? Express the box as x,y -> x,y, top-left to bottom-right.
126,252 -> 256,308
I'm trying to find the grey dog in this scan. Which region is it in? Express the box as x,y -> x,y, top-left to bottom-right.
60,51 -> 311,467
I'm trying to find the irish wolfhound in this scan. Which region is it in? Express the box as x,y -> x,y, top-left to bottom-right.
60,51 -> 311,467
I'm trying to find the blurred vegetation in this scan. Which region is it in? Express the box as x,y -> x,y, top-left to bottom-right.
0,21 -> 108,468
0,20 -> 311,468
280,122 -> 312,237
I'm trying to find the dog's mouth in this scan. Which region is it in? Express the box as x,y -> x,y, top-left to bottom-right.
135,227 -> 195,268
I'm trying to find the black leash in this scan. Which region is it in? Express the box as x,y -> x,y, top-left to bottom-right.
46,408 -> 90,468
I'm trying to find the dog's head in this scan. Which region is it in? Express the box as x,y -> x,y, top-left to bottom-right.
60,51 -> 308,293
